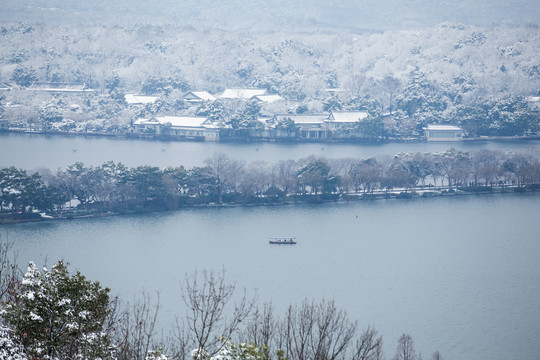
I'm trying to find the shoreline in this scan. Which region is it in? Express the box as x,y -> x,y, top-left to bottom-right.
1,185 -> 537,225
2,129 -> 540,144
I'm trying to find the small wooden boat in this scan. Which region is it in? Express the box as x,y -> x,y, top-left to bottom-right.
269,237 -> 297,245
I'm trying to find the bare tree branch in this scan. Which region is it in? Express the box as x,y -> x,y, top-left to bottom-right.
181,268 -> 256,357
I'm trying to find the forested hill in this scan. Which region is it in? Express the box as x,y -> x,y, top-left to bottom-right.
1,2 -> 539,138
2,0 -> 539,31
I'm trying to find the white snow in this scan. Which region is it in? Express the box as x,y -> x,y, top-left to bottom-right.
57,298 -> 71,306
29,312 -> 43,322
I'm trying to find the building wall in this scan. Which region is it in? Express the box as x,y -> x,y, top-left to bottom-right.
300,129 -> 326,139
426,130 -> 462,141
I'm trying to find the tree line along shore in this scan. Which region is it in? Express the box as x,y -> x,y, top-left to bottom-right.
1,148 -> 539,223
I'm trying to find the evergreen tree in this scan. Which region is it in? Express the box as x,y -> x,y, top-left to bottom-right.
10,65 -> 38,87
275,117 -> 300,138
1,261 -> 115,360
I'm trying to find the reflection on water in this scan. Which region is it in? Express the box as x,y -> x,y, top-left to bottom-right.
2,192 -> 540,360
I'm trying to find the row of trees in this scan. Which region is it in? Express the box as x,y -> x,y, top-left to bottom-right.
0,241 -> 438,360
1,149 -> 540,216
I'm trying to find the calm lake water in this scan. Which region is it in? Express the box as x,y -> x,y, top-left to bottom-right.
2,194 -> 540,360
1,132 -> 540,169
1,133 -> 540,360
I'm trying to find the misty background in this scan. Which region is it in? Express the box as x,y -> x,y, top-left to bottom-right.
2,0 -> 540,30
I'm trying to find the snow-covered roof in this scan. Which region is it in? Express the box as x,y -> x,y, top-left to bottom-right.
135,116 -> 211,128
27,82 -> 94,92
184,91 -> 216,102
279,115 -> 327,124
329,111 -> 369,123
527,96 -> 540,102
157,116 -> 210,128
133,118 -> 158,125
424,124 -> 462,131
125,94 -> 159,105
219,88 -> 267,99
253,94 -> 283,103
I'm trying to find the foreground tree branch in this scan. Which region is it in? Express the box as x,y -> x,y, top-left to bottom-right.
181,269 -> 256,357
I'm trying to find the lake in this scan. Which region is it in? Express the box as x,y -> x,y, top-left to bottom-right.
1,132 -> 540,170
1,133 -> 540,360
2,193 -> 540,360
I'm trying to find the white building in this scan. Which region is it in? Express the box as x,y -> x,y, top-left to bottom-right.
324,111 -> 370,138
134,116 -> 219,141
424,124 -> 463,141
275,115 -> 327,139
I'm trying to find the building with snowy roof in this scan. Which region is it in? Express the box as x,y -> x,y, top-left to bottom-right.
183,91 -> 217,103
327,111 -> 369,124
323,111 -> 370,137
133,116 -> 219,141
424,124 -> 463,141
274,115 -> 328,139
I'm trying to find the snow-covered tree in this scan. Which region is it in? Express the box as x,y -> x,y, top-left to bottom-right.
1,261 -> 116,360
0,326 -> 27,360
192,338 -> 267,360
395,69 -> 449,128
10,65 -> 38,87
145,347 -> 171,360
